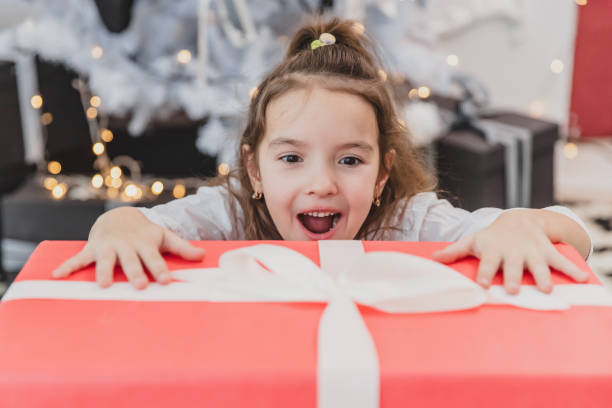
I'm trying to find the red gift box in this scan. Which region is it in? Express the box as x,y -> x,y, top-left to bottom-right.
1,240 -> 612,408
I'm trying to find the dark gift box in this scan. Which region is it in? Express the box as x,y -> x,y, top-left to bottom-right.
435,112 -> 559,211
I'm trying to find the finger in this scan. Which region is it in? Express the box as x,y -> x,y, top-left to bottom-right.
547,250 -> 590,283
161,231 -> 206,261
432,235 -> 475,264
136,246 -> 171,284
95,246 -> 117,288
476,253 -> 501,288
114,244 -> 149,289
526,258 -> 553,294
502,256 -> 524,295
52,248 -> 94,278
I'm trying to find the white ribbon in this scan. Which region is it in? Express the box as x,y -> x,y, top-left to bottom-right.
4,241 -> 612,408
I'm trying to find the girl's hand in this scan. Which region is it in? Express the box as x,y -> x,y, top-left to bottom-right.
52,207 -> 205,289
432,209 -> 590,294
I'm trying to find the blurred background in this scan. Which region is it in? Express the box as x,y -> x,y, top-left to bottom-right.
1,0 -> 611,295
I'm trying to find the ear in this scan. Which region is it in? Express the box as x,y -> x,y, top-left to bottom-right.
375,148 -> 395,197
242,144 -> 263,193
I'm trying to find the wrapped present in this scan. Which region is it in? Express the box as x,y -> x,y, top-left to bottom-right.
436,112 -> 558,211
1,240 -> 612,408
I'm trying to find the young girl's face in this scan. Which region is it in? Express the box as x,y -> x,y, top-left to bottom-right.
246,86 -> 390,240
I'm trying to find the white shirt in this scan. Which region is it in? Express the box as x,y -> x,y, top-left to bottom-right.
138,184 -> 592,259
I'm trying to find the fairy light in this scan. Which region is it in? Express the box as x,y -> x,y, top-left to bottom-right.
576,0 -> 587,5
104,175 -> 114,187
111,177 -> 122,189
92,142 -> 105,155
377,69 -> 388,82
446,54 -> 459,66
352,22 -> 365,35
47,161 -> 61,175
100,129 -> 114,142
90,96 -> 101,107
124,184 -> 141,199
249,87 -> 259,99
91,174 -> 104,188
91,45 -> 104,59
218,163 -> 230,175
550,59 -> 564,74
51,183 -> 67,200
151,180 -> 164,195
107,187 -> 119,199
528,100 -> 545,118
176,49 -> 192,64
30,94 -> 43,109
110,166 -> 122,179
417,86 -> 431,99
43,177 -> 58,190
173,184 -> 186,199
41,112 -> 53,125
564,142 -> 578,159
397,118 -> 406,127
408,88 -> 418,99
86,107 -> 98,119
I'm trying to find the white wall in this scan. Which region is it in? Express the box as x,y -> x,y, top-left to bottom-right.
434,0 -> 578,128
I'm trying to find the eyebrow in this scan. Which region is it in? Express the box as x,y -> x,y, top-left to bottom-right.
268,137 -> 374,152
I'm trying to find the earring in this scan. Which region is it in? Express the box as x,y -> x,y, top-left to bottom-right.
252,191 -> 263,200
373,196 -> 381,207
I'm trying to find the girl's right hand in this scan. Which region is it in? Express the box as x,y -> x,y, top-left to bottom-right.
52,206 -> 205,289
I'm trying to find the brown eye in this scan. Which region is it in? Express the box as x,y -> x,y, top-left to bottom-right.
281,154 -> 302,163
339,156 -> 362,166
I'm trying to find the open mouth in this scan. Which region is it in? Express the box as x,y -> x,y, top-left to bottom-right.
297,211 -> 342,235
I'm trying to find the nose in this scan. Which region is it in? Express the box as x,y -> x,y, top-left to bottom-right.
305,162 -> 339,197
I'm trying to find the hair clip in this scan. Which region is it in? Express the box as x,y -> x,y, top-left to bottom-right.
310,32 -> 336,50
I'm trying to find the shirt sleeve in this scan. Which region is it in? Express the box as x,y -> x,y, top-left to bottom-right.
136,184 -> 243,240
395,192 -> 593,260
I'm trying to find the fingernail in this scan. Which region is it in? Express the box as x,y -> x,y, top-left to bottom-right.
159,273 -> 171,284
507,284 -> 519,295
478,277 -> 490,287
51,270 -> 60,278
134,278 -> 147,289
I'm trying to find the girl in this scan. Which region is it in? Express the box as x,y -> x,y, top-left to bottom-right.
53,19 -> 591,295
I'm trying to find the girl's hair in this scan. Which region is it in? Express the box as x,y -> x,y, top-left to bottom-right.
213,18 -> 436,240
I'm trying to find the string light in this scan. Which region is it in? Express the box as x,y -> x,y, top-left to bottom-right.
576,0 -> 587,5
86,107 -> 98,119
249,87 -> 259,99
352,22 -> 365,35
528,100 -> 545,118
417,86 -> 431,99
173,184 -> 186,199
30,94 -> 43,109
176,49 -> 192,64
110,166 -> 122,179
51,183 -> 67,200
218,163 -> 230,175
90,96 -> 101,107
550,59 -> 564,74
105,175 -> 114,187
124,184 -> 142,200
91,45 -> 104,59
91,174 -> 104,188
107,187 -> 119,199
408,88 -> 418,99
41,112 -> 53,125
564,142 -> 578,159
377,69 -> 388,82
100,129 -> 114,142
397,118 -> 406,127
111,177 -> 122,188
92,142 -> 105,155
47,161 -> 62,175
43,177 -> 58,190
151,180 -> 164,195
446,54 -> 459,66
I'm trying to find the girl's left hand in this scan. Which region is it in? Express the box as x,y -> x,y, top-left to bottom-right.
432,209 -> 591,294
